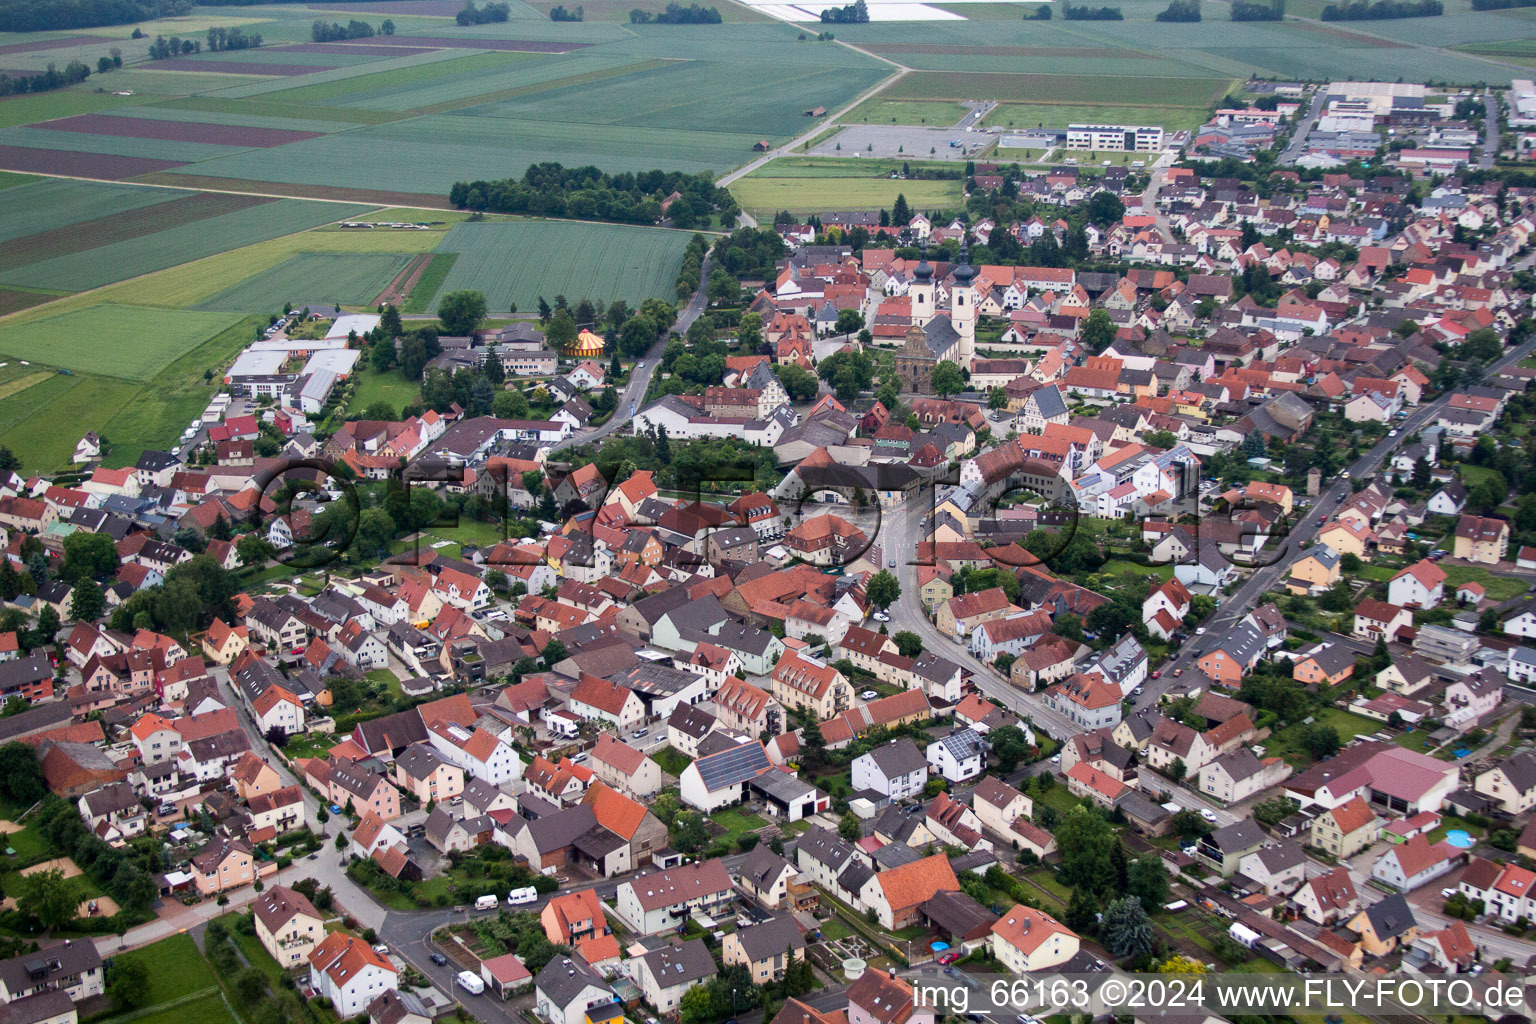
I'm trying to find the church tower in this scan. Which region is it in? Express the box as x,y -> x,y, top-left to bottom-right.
910,240 -> 935,327
951,234 -> 977,369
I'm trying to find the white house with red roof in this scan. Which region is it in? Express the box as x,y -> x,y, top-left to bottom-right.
1370,834 -> 1466,891
1388,559 -> 1447,610
990,905 -> 1079,973
309,932 -> 398,1017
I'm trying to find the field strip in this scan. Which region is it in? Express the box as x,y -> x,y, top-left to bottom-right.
152,97 -> 402,126
0,372 -> 52,401
404,57 -> 686,116
132,172 -> 452,209
0,192 -> 274,274
373,251 -> 432,306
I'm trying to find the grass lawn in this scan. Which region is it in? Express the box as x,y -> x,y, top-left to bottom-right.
842,98 -> 969,126
1441,564 -> 1528,603
345,364 -> 421,419
1022,868 -> 1072,906
107,991 -> 237,1024
1264,707 -> 1382,766
1428,813 -> 1486,845
114,933 -> 220,1004
652,746 -> 691,777
366,668 -> 403,699
819,916 -> 853,941
1,820 -> 50,864
711,807 -> 768,840
1395,728 -> 1438,753
1035,784 -> 1082,818
231,919 -> 289,981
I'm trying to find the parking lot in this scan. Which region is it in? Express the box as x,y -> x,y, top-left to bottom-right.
808,124 -> 995,161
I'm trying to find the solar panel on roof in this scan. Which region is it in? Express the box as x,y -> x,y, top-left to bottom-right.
696,742 -> 770,791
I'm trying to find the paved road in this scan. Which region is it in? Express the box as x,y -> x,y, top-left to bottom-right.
551,252 -> 713,454
1133,329 -> 1536,714
1482,89 -> 1499,169
1279,88 -> 1328,166
882,497 -> 1081,741
1141,150 -> 1179,244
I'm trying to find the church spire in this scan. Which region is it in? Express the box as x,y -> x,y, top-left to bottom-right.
913,236 -> 933,283
953,231 -> 976,285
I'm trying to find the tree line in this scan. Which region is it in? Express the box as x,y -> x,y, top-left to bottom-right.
312,18 -> 387,40
1472,0 -> 1533,10
1321,0 -> 1439,16
0,60 -> 89,96
1156,0 -> 1201,19
448,162 -> 736,227
631,2 -> 722,20
1064,4 -> 1124,18
1230,0 -> 1283,18
0,0 -> 189,32
457,0 -> 510,23
206,26 -> 262,50
549,3 -> 583,18
819,0 -> 869,20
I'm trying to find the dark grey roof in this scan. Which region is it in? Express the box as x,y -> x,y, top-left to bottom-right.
732,915 -> 805,962
534,956 -> 613,1007
922,316 -> 961,358
639,939 -> 715,987
520,805 -> 600,854
836,860 -> 875,895
1364,893 -> 1417,940
0,942 -> 102,998
737,846 -> 794,891
667,704 -> 716,740
1209,819 -> 1266,853
935,728 -> 985,761
750,768 -> 818,805
796,824 -> 854,871
1250,839 -> 1307,875
1496,750 -> 1536,794
862,738 -> 927,778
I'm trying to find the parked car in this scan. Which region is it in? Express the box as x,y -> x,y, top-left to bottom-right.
1200,808 -> 1218,823
430,953 -> 448,966
861,689 -> 878,700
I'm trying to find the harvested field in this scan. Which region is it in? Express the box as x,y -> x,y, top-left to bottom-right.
0,304 -> 242,380
276,42 -> 442,56
0,372 -> 50,401
0,146 -> 185,179
0,36 -> 114,56
33,114 -> 324,148
0,193 -> 272,275
147,57 -> 335,75
324,35 -> 591,51
0,291 -> 58,316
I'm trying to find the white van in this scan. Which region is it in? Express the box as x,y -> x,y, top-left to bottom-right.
507,886 -> 538,906
456,971 -> 485,995
474,894 -> 498,911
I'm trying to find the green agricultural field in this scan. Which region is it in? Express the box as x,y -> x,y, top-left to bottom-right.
0,197 -> 373,293
170,115 -> 764,194
0,304 -> 241,380
0,179 -> 192,244
428,219 -> 691,312
0,90 -> 148,130
196,252 -> 415,312
260,51 -> 532,107
403,252 -> 458,313
984,101 -> 1209,131
842,99 -> 970,126
882,71 -> 1232,106
732,172 -> 962,215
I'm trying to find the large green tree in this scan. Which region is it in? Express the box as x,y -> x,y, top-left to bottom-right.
930,360 -> 965,399
437,290 -> 488,336
1101,896 -> 1155,958
866,570 -> 900,610
18,868 -> 76,931
1056,806 -> 1117,897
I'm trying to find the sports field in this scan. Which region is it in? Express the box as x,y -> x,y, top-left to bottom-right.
0,304 -> 241,380
428,220 -> 693,311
